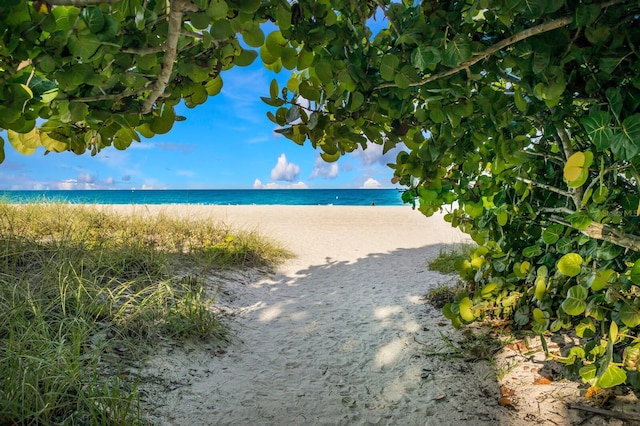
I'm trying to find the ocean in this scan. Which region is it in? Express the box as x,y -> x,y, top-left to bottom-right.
0,189 -> 407,206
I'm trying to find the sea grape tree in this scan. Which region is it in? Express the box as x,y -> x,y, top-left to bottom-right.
3,0 -> 640,390
0,0 -> 281,158
261,0 -> 640,389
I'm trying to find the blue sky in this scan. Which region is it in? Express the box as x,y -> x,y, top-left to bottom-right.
0,52 -> 402,190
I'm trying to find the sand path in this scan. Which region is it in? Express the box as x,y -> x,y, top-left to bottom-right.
118,206 -> 637,426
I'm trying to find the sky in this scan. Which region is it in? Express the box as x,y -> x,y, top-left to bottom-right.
0,43 -> 402,190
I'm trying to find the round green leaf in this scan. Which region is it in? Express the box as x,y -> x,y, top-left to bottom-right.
619,304 -> 640,328
630,259 -> 640,285
561,285 -> 588,316
149,106 -> 175,135
380,54 -> 399,81
596,364 -> 626,388
242,24 -> 264,48
459,297 -> 474,322
557,253 -> 583,277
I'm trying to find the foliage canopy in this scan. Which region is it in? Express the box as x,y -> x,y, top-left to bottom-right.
3,0 -> 640,390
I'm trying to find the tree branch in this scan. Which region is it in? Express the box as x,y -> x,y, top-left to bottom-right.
57,87 -> 150,103
549,215 -> 640,253
141,0 -> 187,114
516,177 -> 575,199
122,45 -> 166,55
375,0 -> 629,90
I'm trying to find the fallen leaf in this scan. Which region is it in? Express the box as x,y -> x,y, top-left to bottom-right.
500,385 -> 515,396
498,396 -> 517,410
534,376 -> 552,385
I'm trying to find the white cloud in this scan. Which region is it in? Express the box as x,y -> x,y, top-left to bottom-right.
351,142 -> 405,166
77,173 -> 95,183
310,155 -> 339,179
253,178 -> 308,189
270,154 -> 300,182
362,178 -> 382,188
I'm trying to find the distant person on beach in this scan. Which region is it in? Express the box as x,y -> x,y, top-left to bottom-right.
371,201 -> 375,206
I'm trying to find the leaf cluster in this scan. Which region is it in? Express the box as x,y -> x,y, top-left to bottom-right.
263,0 -> 640,390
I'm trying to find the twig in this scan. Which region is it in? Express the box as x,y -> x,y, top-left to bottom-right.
567,403 -> 640,422
57,87 -> 149,103
375,0 -> 629,90
516,177 -> 575,199
122,45 -> 166,55
141,0 -> 188,114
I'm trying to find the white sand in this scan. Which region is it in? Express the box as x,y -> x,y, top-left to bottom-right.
106,205 -> 637,425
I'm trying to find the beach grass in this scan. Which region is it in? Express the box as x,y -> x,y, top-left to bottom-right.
0,203 -> 290,425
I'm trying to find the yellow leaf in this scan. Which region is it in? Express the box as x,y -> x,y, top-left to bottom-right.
564,152 -> 586,182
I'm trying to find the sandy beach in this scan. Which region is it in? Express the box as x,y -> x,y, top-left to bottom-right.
106,205 -> 639,425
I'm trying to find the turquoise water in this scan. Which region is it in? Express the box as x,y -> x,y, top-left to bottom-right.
0,189 -> 406,206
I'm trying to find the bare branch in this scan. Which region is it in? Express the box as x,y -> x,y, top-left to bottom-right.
141,0 -> 188,114
57,87 -> 150,103
122,45 -> 166,55
568,404 -> 640,422
516,177 -> 575,199
375,0 -> 629,90
549,215 -> 640,253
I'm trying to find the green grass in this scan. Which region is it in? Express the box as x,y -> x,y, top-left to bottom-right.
0,203 -> 291,425
427,243 -> 476,275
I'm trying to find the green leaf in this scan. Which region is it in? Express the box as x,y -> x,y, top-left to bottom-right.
348,92 -> 365,112
235,48 -> 258,67
579,364 -> 597,385
411,46 -> 441,71
596,364 -> 626,388
242,24 -> 264,48
210,19 -> 234,39
459,297 -> 475,322
630,259 -> 640,285
534,276 -> 546,301
523,245 -> 542,258
582,111 -> 613,151
619,304 -> 640,328
81,6 -> 105,33
67,34 -> 102,61
40,132 -> 67,153
443,38 -> 471,67
149,105 -> 175,135
207,0 -> 228,20
514,87 -> 527,113
561,285 -> 588,316
591,269 -> 615,291
205,76 -> 223,96
611,114 -> 640,161
7,129 -> 39,154
380,54 -> 399,81
265,31 -> 286,58
542,224 -> 564,245
557,253 -> 583,277
314,60 -> 333,84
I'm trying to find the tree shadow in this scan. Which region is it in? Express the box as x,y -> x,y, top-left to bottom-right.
134,240 -> 614,426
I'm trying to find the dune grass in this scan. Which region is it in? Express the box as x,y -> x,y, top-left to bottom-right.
0,203 -> 290,425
